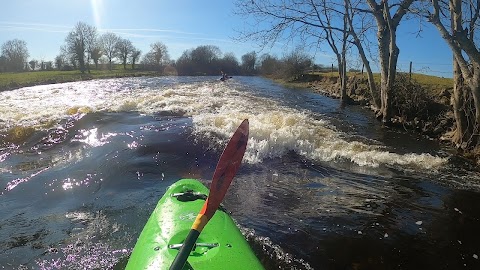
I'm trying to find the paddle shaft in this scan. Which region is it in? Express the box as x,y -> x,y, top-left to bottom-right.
169,229 -> 200,270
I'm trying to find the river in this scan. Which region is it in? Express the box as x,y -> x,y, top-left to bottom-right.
1,76 -> 479,269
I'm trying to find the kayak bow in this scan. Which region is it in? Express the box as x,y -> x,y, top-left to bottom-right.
125,179 -> 264,269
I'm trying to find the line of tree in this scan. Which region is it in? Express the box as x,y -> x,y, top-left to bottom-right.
175,44 -> 313,77
0,38 -> 313,78
256,49 -> 314,78
0,20 -> 315,78
234,0 -> 480,153
0,39 -> 30,72
55,22 -> 147,72
0,39 -> 55,72
1,21 -> 304,76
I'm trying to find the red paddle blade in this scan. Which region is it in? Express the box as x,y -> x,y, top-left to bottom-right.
201,119 -> 249,219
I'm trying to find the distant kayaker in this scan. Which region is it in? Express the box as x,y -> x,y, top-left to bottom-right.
220,71 -> 228,81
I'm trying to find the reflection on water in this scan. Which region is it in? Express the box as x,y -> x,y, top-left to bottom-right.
0,77 -> 479,269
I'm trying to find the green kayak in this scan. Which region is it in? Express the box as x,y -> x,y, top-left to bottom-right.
126,179 -> 264,270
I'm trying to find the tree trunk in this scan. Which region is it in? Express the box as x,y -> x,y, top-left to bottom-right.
467,64 -> 480,146
335,53 -> 345,97
367,0 -> 413,123
386,26 -> 400,122
86,56 -> 91,73
340,54 -> 348,102
451,58 -> 469,146
431,0 -> 480,149
345,0 -> 379,108
340,10 -> 349,103
351,33 -> 379,108
469,64 -> 480,124
377,26 -> 391,121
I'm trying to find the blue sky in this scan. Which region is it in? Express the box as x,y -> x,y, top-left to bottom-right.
0,0 -> 453,77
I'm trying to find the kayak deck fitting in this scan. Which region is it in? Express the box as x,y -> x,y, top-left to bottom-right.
126,179 -> 264,269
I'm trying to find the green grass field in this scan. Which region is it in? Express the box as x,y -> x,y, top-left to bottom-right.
0,68 -> 158,91
300,71 -> 454,95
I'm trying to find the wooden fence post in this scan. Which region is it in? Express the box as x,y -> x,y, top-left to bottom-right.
409,61 -> 412,80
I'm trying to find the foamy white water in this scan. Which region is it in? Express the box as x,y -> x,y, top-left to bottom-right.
0,77 -> 447,170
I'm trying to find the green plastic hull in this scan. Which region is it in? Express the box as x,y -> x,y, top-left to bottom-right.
126,179 -> 264,270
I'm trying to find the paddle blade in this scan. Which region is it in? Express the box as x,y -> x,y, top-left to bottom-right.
202,119 -> 249,219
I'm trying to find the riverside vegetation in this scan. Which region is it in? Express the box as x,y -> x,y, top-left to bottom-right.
279,72 -> 474,161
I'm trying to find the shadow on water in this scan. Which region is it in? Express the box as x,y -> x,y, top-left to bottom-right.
287,188 -> 480,270
222,148 -> 480,269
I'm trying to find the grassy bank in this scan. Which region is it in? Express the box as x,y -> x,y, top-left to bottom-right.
0,68 -> 158,91
279,71 -> 453,94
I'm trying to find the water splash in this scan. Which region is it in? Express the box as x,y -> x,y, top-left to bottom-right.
0,77 -> 447,171
36,241 -> 130,270
241,227 -> 314,270
35,210 -> 131,269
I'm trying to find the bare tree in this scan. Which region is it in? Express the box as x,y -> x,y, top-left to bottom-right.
100,32 -> 120,70
220,52 -> 241,75
54,54 -> 63,70
315,0 -> 352,102
64,22 -> 97,73
241,51 -> 257,75
365,0 -> 415,123
234,0 -> 355,102
426,0 -> 480,149
131,49 -> 141,70
258,53 -> 281,76
175,45 -> 221,75
140,42 -> 170,72
235,0 -> 414,118
83,25 -> 97,73
90,42 -> 103,70
116,38 -> 134,69
0,56 -> 7,72
57,45 -> 75,70
150,42 -> 170,67
282,48 -> 313,77
346,0 -> 379,108
45,61 -> 53,70
1,39 -> 29,72
29,59 -> 38,71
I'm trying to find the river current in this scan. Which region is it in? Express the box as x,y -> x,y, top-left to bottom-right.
1,76 -> 479,269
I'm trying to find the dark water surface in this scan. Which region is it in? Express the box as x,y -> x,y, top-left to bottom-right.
1,76 -> 479,269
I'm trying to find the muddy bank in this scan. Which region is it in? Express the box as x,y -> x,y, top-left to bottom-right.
290,73 -> 456,145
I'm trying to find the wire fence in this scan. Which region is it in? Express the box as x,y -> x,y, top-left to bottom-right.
397,61 -> 453,78
308,61 -> 453,79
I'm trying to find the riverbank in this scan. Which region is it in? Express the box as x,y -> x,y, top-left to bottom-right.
0,69 -> 159,92
278,72 -> 469,158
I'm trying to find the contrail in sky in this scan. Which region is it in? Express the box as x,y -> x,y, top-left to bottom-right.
101,28 -> 204,36
0,21 -> 235,46
0,22 -> 70,33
